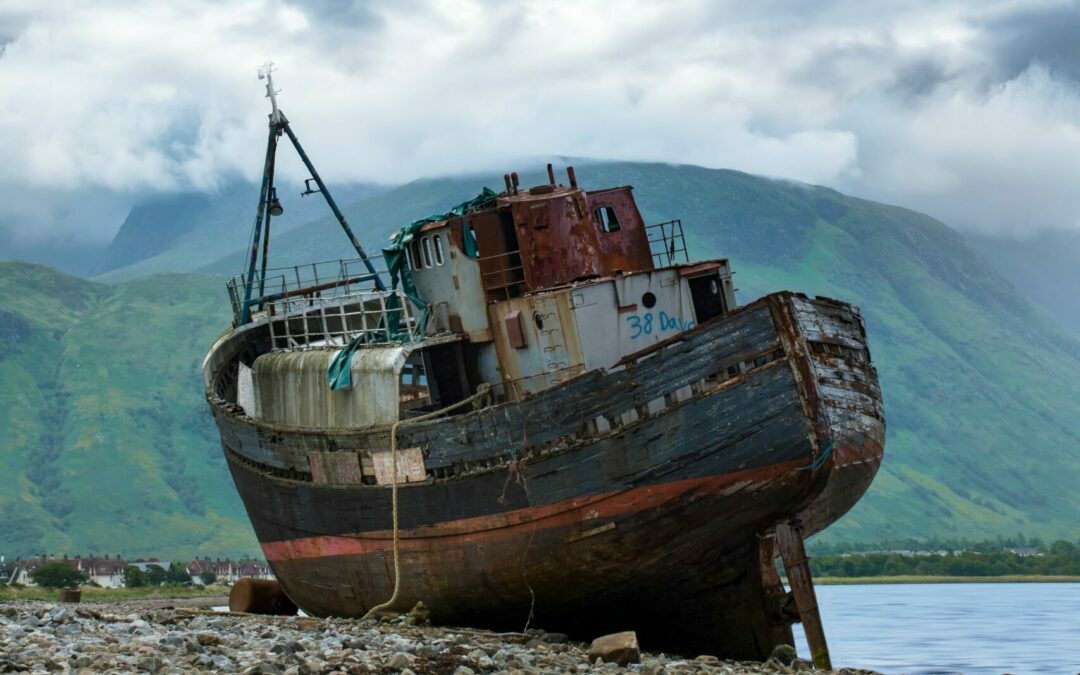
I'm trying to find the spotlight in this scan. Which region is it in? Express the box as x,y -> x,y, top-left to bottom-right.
268,187 -> 284,216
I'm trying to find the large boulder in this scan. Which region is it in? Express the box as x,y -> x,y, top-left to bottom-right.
587,631 -> 641,666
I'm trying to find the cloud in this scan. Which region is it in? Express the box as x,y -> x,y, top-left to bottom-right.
1,0 -> 1079,243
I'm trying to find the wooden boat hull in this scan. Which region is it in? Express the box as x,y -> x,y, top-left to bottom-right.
206,292 -> 885,658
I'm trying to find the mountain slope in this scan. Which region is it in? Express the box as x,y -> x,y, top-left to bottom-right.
206,162 -> 1080,542
965,230 -> 1080,340
94,181 -> 389,282
0,262 -> 257,557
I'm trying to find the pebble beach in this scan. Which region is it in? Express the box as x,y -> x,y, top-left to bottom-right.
0,600 -> 879,674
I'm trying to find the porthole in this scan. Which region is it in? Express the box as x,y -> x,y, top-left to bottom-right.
642,291 -> 657,309
533,312 -> 544,331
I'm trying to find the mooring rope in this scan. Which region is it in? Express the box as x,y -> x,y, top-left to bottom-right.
362,383 -> 493,620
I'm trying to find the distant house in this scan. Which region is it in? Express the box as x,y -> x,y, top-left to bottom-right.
3,553 -> 273,587
185,558 -> 215,585
1006,547 -> 1043,557
7,556 -> 52,586
5,554 -> 127,587
0,557 -> 16,585
129,558 -> 171,574
74,555 -> 127,588
185,557 -> 273,584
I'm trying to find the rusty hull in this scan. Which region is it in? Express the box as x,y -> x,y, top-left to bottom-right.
205,291 -> 884,659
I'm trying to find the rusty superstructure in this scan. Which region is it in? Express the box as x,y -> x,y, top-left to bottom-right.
203,74 -> 885,664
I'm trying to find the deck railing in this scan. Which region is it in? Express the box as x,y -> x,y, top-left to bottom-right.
226,258 -> 388,327
266,287 -> 417,352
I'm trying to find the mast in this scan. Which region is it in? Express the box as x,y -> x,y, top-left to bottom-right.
238,63 -> 386,325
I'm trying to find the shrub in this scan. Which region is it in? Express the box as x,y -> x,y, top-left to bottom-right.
31,562 -> 88,589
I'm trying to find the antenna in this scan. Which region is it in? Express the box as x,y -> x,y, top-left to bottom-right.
258,62 -> 283,124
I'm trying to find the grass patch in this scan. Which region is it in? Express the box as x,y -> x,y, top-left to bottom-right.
0,585 -> 228,602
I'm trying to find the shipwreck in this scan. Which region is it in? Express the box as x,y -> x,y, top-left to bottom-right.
203,67 -> 885,666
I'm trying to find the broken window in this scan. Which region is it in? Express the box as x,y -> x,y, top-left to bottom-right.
594,206 -> 621,232
422,237 -> 434,268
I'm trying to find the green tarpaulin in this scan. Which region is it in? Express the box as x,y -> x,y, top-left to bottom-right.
327,188 -> 498,390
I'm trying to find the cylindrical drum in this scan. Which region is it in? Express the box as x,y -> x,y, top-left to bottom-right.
59,588 -> 81,603
229,578 -> 298,615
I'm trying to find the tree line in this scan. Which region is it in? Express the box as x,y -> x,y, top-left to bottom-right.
807,540 -> 1080,578
29,562 -> 217,589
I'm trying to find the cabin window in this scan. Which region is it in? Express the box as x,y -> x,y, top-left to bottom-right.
434,234 -> 445,265
410,240 -> 423,270
422,237 -> 434,268
594,206 -> 621,233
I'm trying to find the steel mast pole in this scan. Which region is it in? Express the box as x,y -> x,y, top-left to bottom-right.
239,123 -> 279,325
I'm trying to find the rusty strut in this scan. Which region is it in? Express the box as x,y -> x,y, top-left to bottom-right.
775,520 -> 832,670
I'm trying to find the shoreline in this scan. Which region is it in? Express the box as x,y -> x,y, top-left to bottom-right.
810,574 -> 1080,585
0,599 -> 877,674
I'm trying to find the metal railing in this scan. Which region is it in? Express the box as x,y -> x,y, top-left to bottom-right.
226,258 -> 388,327
266,287 -> 417,351
646,219 -> 688,266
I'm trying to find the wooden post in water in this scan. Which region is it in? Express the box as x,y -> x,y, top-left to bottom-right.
775,520 -> 831,670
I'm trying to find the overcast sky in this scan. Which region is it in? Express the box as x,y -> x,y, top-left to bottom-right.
2,0 -> 1079,245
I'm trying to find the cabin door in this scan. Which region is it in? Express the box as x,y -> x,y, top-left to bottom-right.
472,210 -> 524,301
688,273 -> 727,324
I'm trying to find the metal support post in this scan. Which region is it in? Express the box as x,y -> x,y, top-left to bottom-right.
775,520 -> 832,670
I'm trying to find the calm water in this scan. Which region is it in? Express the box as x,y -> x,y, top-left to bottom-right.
792,583 -> 1080,674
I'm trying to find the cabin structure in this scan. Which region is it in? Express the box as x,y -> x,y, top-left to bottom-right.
216,166 -> 738,437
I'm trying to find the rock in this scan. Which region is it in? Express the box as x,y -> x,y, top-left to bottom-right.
406,602 -> 431,626
543,632 -> 570,644
387,652 -> 412,670
791,658 -> 812,671
769,644 -> 798,666
56,623 -> 83,635
587,631 -> 641,667
211,654 -> 238,672
196,632 -> 223,646
138,656 -> 164,672
453,667 -> 475,675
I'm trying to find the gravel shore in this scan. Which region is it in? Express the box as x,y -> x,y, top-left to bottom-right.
0,600 -> 878,674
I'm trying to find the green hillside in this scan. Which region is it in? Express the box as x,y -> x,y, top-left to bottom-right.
94,181 -> 387,283
3,161 -> 1079,557
0,262 -> 257,558
206,162 -> 1080,542
965,229 -> 1080,339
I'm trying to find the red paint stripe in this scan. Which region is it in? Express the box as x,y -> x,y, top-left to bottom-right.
261,460 -> 806,562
